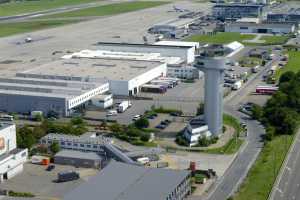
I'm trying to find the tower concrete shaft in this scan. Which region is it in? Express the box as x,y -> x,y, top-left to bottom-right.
195,57 -> 226,136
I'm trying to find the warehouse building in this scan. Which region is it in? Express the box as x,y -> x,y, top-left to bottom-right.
213,3 -> 264,20
64,161 -> 191,200
17,58 -> 167,96
0,76 -> 109,116
0,123 -> 27,182
54,150 -> 103,169
95,42 -> 196,64
225,21 -> 295,34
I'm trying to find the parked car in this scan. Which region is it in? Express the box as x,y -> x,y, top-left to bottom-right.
132,115 -> 141,121
170,112 -> 181,116
107,110 -> 117,116
164,119 -> 171,124
155,124 -> 167,129
46,165 -> 55,171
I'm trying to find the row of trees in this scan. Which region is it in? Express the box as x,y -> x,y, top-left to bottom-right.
252,71 -> 300,140
16,117 -> 88,150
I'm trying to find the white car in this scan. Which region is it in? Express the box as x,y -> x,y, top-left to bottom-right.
106,110 -> 117,116
132,115 -> 141,121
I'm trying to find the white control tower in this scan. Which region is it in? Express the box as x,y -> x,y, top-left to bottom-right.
194,47 -> 227,136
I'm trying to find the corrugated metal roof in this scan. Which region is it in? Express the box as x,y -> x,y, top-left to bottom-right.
64,161 -> 190,200
54,150 -> 103,161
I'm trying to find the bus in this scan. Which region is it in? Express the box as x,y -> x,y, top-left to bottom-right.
256,85 -> 278,95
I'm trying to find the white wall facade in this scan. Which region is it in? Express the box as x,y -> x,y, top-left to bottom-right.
0,124 -> 28,182
225,24 -> 295,34
68,83 -> 109,109
167,66 -> 203,79
91,94 -> 113,109
97,44 -> 194,64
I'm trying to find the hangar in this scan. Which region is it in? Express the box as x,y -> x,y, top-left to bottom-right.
17,58 -> 167,96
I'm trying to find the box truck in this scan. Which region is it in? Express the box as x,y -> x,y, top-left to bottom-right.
117,101 -> 131,113
232,80 -> 242,90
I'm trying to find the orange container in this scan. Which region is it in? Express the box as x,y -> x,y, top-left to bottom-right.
41,158 -> 50,165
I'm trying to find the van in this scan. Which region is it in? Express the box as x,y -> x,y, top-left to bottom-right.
107,110 -> 117,116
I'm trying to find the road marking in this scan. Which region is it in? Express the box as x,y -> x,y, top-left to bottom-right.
286,166 -> 291,171
275,187 -> 283,193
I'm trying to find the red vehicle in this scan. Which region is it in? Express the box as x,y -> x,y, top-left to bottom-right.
256,86 -> 278,95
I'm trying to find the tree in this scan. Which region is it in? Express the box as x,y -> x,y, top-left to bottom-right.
134,117 -> 149,128
71,117 -> 85,125
33,126 -> 46,139
279,71 -> 296,85
17,126 -> 36,149
50,141 -> 60,154
251,104 -> 263,120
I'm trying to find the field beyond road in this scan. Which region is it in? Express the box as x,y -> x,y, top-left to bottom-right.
186,32 -> 255,44
233,135 -> 293,200
0,0 -> 100,17
276,50 -> 300,79
40,1 -> 169,18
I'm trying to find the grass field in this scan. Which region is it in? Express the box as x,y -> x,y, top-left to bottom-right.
40,1 -> 169,18
233,135 -> 293,200
276,50 -> 300,79
186,32 -> 255,44
0,0 -> 100,17
260,35 -> 290,45
0,20 -> 77,38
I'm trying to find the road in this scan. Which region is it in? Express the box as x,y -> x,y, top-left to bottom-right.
269,130 -> 300,200
203,54 -> 282,200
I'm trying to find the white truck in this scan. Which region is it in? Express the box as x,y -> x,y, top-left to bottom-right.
117,101 -> 131,113
232,80 -> 242,90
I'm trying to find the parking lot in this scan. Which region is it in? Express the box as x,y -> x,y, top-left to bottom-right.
85,79 -> 205,124
0,163 -> 98,199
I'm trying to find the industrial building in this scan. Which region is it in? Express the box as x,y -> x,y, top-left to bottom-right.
40,132 -> 112,153
54,150 -> 103,169
0,123 -> 27,182
90,94 -> 113,109
17,58 -> 167,96
95,42 -> 196,64
212,3 -> 264,20
267,5 -> 300,24
167,65 -> 202,79
64,161 -> 191,200
0,76 -> 109,116
225,19 -> 295,34
148,18 -> 196,38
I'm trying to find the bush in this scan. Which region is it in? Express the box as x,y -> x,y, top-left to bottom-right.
175,134 -> 189,146
140,132 -> 150,142
8,191 -> 35,198
134,117 -> 149,128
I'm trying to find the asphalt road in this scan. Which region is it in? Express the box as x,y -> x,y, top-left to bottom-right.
269,130 -> 300,200
203,54 -> 282,200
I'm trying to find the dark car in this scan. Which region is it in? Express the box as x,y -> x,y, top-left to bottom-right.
46,165 -> 55,171
155,124 -> 167,129
164,119 -> 171,124
170,112 -> 181,116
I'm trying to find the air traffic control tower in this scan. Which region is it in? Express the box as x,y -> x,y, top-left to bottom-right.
194,45 -> 227,136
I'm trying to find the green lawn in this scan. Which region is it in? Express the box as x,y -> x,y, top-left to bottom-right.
0,0 -> 100,17
40,1 -> 169,18
185,32 -> 255,44
0,20 -> 78,38
260,35 -> 290,45
276,50 -> 300,79
233,135 -> 293,200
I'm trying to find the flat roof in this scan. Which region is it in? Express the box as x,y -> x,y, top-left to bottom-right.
227,22 -> 294,28
21,58 -> 164,81
42,132 -> 112,145
64,161 -> 190,200
55,150 -> 103,161
155,40 -> 200,48
0,123 -> 14,131
214,3 -> 263,7
95,42 -> 192,49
